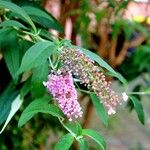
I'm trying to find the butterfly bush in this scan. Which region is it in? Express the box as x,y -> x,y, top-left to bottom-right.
44,46 -> 124,121
60,47 -> 122,115
43,70 -> 83,121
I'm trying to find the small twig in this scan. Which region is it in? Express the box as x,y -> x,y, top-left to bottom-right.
77,89 -> 90,94
126,92 -> 150,95
109,38 -> 118,66
39,143 -> 43,150
116,40 -> 129,66
129,34 -> 145,48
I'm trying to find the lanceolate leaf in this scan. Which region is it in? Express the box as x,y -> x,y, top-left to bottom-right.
65,121 -> 82,137
18,39 -> 33,60
0,28 -> 16,49
3,30 -> 20,80
90,93 -> 108,126
79,139 -> 88,150
0,20 -> 27,29
18,41 -> 56,74
82,129 -> 106,150
4,47 -> 20,80
39,29 -> 54,41
0,95 -> 23,134
0,1 -> 36,31
129,96 -> 145,124
0,83 -> 18,125
22,6 -> 63,32
31,62 -> 49,97
54,133 -> 74,150
106,71 -> 127,85
74,46 -> 127,84
18,97 -> 64,127
20,79 -> 31,99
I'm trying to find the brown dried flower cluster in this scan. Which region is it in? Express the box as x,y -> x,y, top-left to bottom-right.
60,47 -> 121,115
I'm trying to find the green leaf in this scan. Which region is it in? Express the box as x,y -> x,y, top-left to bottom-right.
20,79 -> 31,99
4,47 -> 20,80
3,30 -> 20,80
18,97 -> 64,127
0,1 -> 36,32
82,129 -> 106,150
122,21 -> 133,40
95,10 -> 106,22
0,20 -> 27,29
0,95 -> 23,134
112,20 -> 122,39
39,29 -> 54,41
106,71 -> 127,85
18,38 -> 33,59
129,96 -> 145,124
75,46 -> 127,84
79,139 -> 88,150
0,83 -> 18,125
54,133 -> 74,150
18,41 -> 56,74
31,62 -> 49,97
65,121 -> 82,137
0,28 -> 15,49
22,6 -> 63,32
90,93 -> 108,126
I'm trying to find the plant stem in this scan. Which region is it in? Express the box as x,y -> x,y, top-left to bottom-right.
58,118 -> 77,138
126,92 -> 150,95
48,57 -> 55,70
77,89 -> 90,94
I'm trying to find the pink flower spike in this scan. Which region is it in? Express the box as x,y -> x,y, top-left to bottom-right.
61,47 -> 122,115
43,71 -> 83,121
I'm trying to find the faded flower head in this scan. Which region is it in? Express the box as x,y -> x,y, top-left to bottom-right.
43,70 -> 83,121
60,47 -> 123,115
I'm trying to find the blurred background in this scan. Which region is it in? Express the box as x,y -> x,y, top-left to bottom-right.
0,0 -> 150,149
